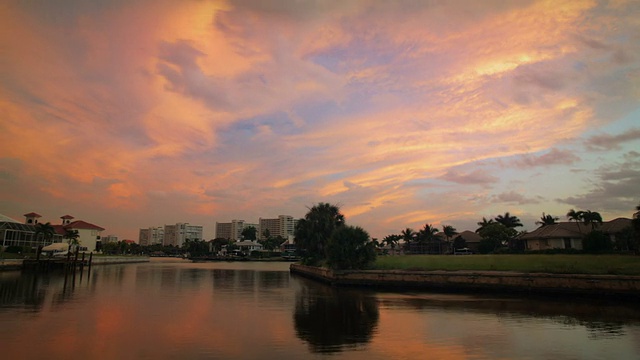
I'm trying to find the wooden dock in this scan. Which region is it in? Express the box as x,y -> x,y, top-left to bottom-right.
22,248 -> 93,273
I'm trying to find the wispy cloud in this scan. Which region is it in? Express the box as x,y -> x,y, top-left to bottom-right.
1,0 -> 640,238
585,128 -> 640,151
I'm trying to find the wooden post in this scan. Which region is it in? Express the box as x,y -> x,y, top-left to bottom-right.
73,249 -> 79,270
88,252 -> 93,270
80,252 -> 85,273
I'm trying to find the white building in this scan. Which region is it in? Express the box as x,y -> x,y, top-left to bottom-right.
138,227 -> 164,246
163,223 -> 203,247
53,215 -> 104,253
235,240 -> 263,254
1,213 -> 104,253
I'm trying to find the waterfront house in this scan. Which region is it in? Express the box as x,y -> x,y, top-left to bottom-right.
235,240 -> 263,254
520,218 -> 632,251
0,213 -> 104,253
279,236 -> 297,253
452,231 -> 482,253
52,216 -> 105,253
0,213 -> 63,250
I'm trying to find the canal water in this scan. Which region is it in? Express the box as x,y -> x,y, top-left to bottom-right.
1,258 -> 639,359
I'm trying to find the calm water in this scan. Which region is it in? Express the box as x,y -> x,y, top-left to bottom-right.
1,258 -> 639,360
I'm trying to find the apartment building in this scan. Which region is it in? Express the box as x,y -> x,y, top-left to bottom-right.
163,223 -> 203,247
215,219 -> 253,240
259,215 -> 297,239
138,227 -> 164,246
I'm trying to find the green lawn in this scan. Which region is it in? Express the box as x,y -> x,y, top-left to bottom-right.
373,254 -> 640,275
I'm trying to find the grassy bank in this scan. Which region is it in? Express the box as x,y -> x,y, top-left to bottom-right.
373,254 -> 640,275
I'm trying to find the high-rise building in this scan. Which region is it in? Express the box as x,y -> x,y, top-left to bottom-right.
101,234 -> 119,244
138,227 -> 164,246
259,215 -> 297,239
215,219 -> 248,240
215,222 -> 233,240
163,223 -> 203,247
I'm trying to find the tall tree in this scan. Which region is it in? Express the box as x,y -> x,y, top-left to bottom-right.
34,222 -> 55,245
400,227 -> 416,244
241,226 -> 257,241
294,203 -> 345,265
442,225 -> 457,241
477,223 -> 517,254
535,213 -> 559,227
476,217 -> 495,233
566,208 -> 584,233
494,212 -> 523,228
400,228 -> 417,254
63,229 -> 80,246
581,210 -> 603,230
418,224 -> 439,254
382,234 -> 400,254
442,225 -> 458,254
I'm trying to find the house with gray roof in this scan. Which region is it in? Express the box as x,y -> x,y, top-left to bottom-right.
520,218 -> 632,251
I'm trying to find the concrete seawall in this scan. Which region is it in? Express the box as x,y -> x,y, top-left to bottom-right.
0,256 -> 150,271
90,256 -> 150,265
290,264 -> 640,298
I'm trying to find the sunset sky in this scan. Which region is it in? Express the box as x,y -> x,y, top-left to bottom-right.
1,0 -> 639,241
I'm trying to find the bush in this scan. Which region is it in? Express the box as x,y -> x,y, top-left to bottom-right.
326,226 -> 376,270
582,231 -> 613,254
478,238 -> 503,254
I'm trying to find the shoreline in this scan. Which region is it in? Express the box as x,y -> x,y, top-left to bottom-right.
0,256 -> 150,272
290,264 -> 640,299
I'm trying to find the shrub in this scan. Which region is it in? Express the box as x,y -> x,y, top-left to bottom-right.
582,231 -> 613,254
326,226 -> 376,270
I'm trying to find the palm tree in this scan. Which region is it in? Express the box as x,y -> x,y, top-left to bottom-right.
382,234 -> 400,254
535,213 -> 559,227
581,210 -> 603,230
476,217 -> 495,233
494,212 -> 523,228
566,208 -> 584,233
418,224 -> 439,254
370,237 -> 381,250
294,202 -> 345,264
400,228 -> 416,253
64,229 -> 80,249
442,225 -> 457,254
34,222 -> 55,246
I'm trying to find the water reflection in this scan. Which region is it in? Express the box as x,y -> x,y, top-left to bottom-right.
1,261 -> 639,359
0,269 -> 93,312
294,276 -> 379,353
377,291 -> 640,340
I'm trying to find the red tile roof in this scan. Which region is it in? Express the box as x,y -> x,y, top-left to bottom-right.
52,225 -> 66,235
60,215 -> 75,219
65,220 -> 105,231
23,212 -> 42,217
